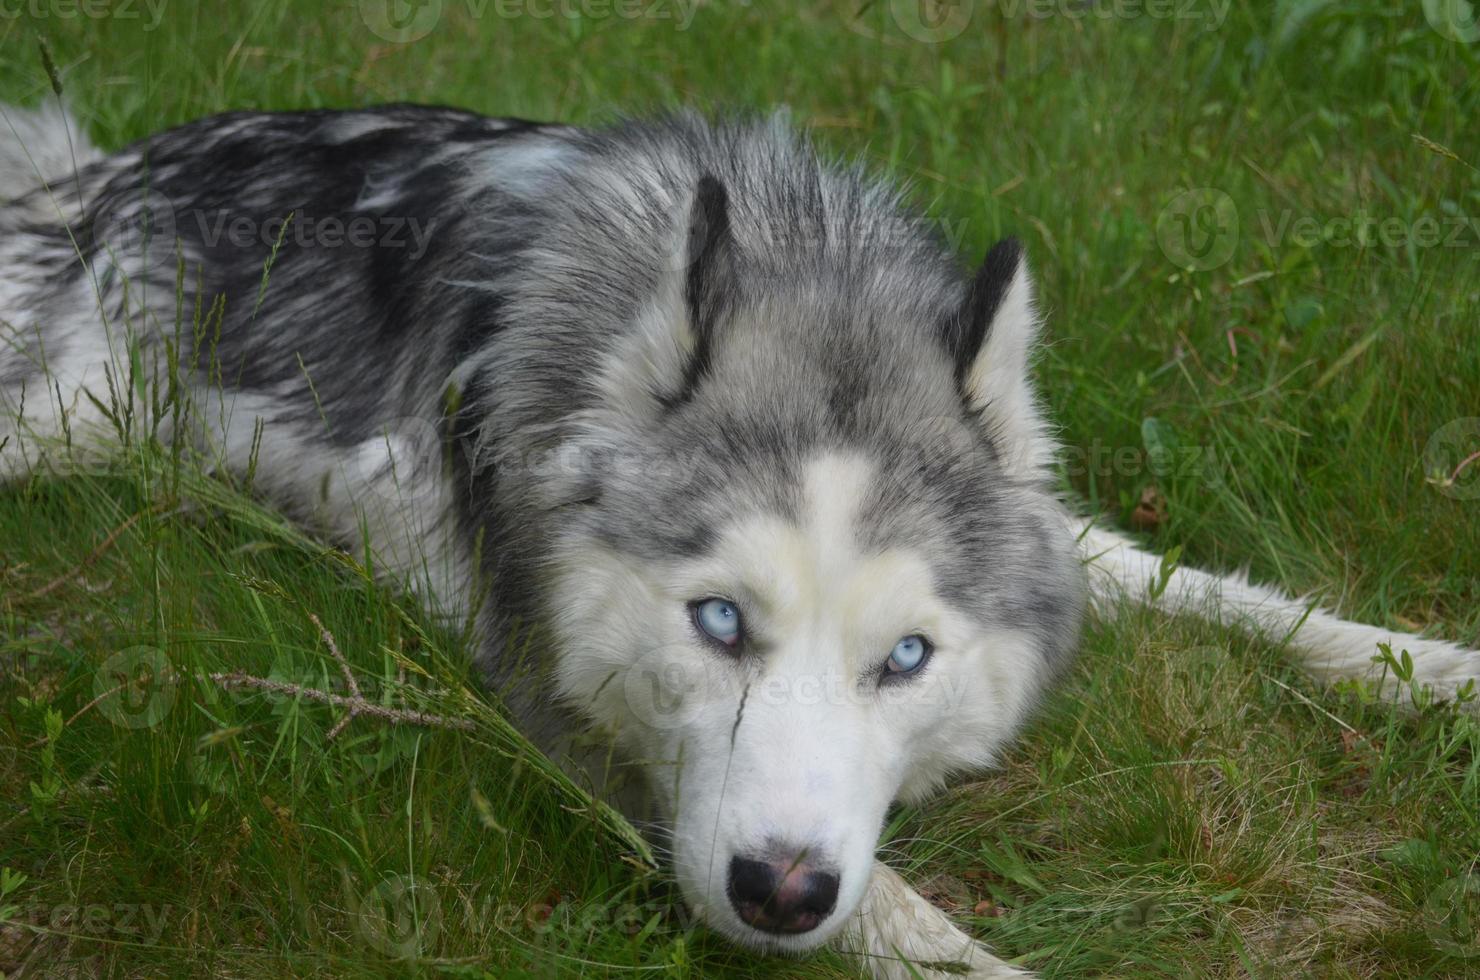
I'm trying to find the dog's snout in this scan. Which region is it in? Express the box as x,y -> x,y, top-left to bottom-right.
727,854 -> 840,934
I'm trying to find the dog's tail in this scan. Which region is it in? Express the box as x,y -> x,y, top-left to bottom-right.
1079,521 -> 1478,707
0,102 -> 99,203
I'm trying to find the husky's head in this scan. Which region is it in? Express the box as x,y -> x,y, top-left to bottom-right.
546,170 -> 1084,951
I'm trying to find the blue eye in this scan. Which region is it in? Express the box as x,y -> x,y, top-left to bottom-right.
693,598 -> 742,647
886,635 -> 931,677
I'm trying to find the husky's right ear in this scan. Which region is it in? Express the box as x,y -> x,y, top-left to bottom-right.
944,237 -> 1055,476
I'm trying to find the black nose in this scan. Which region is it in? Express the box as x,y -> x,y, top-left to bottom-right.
727,854 -> 840,934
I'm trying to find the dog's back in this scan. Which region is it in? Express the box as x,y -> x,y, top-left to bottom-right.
0,105 -> 572,618
2,106 -> 547,438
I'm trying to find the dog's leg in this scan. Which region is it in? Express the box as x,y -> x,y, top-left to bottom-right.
835,861 -> 1031,980
0,311 -> 142,485
1,104 -> 163,486
1079,520 -> 1480,705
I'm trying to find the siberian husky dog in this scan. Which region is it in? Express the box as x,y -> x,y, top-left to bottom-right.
2,102 -> 1476,978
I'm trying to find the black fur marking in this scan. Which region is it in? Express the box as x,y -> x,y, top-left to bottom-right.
667,174 -> 736,408
944,236 -> 1022,391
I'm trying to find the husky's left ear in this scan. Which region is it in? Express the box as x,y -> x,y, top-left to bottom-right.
674,174 -> 738,399
590,174 -> 738,423
944,238 -> 1055,474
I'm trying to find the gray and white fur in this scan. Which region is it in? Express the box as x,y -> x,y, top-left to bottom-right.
2,103 -> 1475,979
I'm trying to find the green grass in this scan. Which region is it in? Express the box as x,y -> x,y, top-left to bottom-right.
2,1 -> 1479,976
